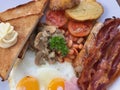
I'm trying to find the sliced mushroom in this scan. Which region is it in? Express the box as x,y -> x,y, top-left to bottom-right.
38,24 -> 57,34
35,51 -> 46,65
34,32 -> 48,51
52,29 -> 65,38
44,26 -> 57,34
34,24 -> 68,65
42,30 -> 50,37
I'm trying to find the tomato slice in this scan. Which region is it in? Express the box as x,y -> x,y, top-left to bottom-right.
68,20 -> 94,37
46,10 -> 67,27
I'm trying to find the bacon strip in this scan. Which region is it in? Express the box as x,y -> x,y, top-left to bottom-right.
78,18 -> 120,90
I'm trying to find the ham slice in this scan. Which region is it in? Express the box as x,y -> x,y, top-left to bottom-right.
65,77 -> 79,90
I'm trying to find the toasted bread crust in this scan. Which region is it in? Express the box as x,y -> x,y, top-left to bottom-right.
0,0 -> 48,80
0,0 -> 47,21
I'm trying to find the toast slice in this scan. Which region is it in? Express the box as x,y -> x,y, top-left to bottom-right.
0,0 -> 48,80
0,0 -> 47,21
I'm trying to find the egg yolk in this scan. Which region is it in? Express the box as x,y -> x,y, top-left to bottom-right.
16,76 -> 39,90
48,78 -> 65,90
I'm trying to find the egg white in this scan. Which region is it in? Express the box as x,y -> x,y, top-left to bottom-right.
9,50 -> 76,90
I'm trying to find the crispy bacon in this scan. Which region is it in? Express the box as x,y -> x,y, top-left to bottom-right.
78,18 -> 120,90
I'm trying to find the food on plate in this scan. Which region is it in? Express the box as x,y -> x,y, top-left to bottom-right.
68,20 -> 95,37
66,0 -> 104,21
44,0 -> 103,64
49,36 -> 69,56
0,0 -> 48,80
34,1 -> 98,67
73,22 -> 104,73
74,18 -> 120,90
34,25 -> 67,65
2,0 -> 120,89
33,21 -> 87,65
49,0 -> 80,10
9,50 -> 79,90
0,22 -> 18,48
46,10 -> 68,27
0,0 -> 47,21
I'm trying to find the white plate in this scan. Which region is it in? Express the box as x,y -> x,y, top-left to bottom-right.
0,0 -> 120,90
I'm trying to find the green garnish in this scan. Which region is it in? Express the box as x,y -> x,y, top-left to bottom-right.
49,36 -> 69,56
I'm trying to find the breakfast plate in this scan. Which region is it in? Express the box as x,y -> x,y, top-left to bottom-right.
0,0 -> 120,90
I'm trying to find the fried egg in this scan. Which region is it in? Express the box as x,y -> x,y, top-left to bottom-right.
9,50 -> 76,90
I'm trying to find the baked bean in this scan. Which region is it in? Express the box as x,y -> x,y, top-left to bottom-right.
68,49 -> 74,55
64,30 -> 83,62
69,55 -> 76,59
72,37 -> 79,42
73,44 -> 79,49
68,35 -> 78,42
79,44 -> 83,49
64,57 -> 72,62
77,38 -> 84,44
68,39 -> 73,48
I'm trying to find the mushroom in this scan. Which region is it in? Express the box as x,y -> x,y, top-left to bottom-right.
48,52 -> 56,64
52,29 -> 65,38
35,51 -> 46,65
44,26 -> 57,34
34,24 -> 67,65
34,32 -> 48,51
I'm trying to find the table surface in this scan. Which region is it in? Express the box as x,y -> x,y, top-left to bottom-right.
0,0 -> 120,90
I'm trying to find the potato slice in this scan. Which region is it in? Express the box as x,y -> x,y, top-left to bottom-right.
66,1 -> 104,21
